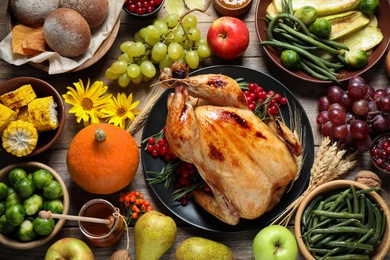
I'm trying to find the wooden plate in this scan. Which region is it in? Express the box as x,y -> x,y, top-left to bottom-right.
5,7 -> 120,73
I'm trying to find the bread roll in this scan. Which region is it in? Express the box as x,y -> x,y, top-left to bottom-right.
43,8 -> 91,57
60,0 -> 109,29
9,0 -> 60,27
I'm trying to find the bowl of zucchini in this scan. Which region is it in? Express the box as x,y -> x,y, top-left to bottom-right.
255,0 -> 390,84
295,180 -> 390,260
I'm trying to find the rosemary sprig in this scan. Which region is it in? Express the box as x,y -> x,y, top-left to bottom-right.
146,160 -> 181,189
172,181 -> 205,201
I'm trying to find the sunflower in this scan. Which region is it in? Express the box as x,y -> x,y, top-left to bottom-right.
62,79 -> 112,127
101,92 -> 140,129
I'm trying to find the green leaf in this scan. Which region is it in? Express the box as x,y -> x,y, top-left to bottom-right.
184,0 -> 206,10
164,0 -> 186,15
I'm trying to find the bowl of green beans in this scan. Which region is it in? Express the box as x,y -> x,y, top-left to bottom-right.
255,0 -> 390,84
295,180 -> 390,260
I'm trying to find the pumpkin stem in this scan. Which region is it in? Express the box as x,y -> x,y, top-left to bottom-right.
95,128 -> 107,142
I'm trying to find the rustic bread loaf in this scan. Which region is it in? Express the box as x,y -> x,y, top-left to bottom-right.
43,8 -> 91,57
59,0 -> 109,29
9,0 -> 60,27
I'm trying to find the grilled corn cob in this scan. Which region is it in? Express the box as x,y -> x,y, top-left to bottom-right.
2,120 -> 38,157
0,103 -> 17,134
0,84 -> 37,109
16,106 -> 29,122
27,96 -> 58,132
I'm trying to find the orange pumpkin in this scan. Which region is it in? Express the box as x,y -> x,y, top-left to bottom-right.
66,123 -> 139,194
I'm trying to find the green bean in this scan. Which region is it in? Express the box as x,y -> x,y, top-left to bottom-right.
299,61 -> 331,81
323,255 -> 369,260
360,194 -> 366,223
302,194 -> 323,230
261,40 -> 330,71
311,226 -> 368,234
276,22 -> 340,55
351,185 -> 359,214
328,188 -> 351,212
300,57 -> 342,79
346,196 -> 353,213
311,210 -> 364,220
325,241 -> 373,251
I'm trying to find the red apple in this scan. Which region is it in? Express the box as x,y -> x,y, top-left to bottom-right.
207,16 -> 249,60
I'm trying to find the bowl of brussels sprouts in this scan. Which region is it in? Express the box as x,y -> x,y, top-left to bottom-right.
0,161 -> 69,249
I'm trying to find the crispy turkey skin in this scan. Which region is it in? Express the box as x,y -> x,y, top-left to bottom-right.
161,62 -> 302,225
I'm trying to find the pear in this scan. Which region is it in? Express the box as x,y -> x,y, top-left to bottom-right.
175,237 -> 233,260
134,210 -> 177,260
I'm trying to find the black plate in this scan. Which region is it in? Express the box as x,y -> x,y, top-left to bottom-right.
141,65 -> 314,232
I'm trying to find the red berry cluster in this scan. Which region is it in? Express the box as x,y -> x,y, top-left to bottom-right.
145,127 -> 177,161
174,162 -> 210,206
124,0 -> 162,15
243,83 -> 288,117
371,135 -> 390,172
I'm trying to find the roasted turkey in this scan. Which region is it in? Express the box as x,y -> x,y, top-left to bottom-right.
160,62 -> 302,225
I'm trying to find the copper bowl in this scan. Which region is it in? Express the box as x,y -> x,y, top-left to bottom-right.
255,0 -> 390,83
212,0 -> 253,17
0,77 -> 66,156
0,161 -> 69,249
295,180 -> 390,260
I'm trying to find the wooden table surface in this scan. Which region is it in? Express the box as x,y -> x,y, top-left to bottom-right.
0,0 -> 390,259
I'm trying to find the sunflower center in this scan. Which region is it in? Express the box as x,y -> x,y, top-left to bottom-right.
117,107 -> 127,117
81,98 -> 93,110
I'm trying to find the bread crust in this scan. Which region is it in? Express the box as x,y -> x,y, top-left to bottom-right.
9,0 -> 60,27
59,0 -> 109,29
43,8 -> 91,57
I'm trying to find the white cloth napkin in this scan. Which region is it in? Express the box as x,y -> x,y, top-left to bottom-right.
0,0 -> 124,74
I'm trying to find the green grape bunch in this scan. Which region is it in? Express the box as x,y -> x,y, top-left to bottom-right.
105,13 -> 212,88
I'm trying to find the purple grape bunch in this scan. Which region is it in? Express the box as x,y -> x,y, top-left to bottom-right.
317,75 -> 390,152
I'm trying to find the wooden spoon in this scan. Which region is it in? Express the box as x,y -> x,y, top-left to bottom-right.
39,210 -> 114,227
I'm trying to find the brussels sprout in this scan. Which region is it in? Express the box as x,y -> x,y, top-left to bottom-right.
42,199 -> 64,214
17,219 -> 37,241
0,215 -> 15,234
14,177 -> 35,199
345,50 -> 368,69
32,169 -> 54,190
23,194 -> 44,216
360,0 -> 379,15
0,182 -> 8,201
27,172 -> 33,180
294,6 -> 318,26
8,168 -> 27,186
33,217 -> 55,236
309,18 -> 332,38
280,50 -> 301,70
5,204 -> 25,227
7,186 -> 15,195
43,180 -> 63,200
5,192 -> 22,208
0,201 -> 5,216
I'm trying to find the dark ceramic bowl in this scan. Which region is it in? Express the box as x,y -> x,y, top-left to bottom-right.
0,77 -> 66,156
255,0 -> 390,83
370,133 -> 390,174
0,161 -> 69,249
212,0 -> 253,17
122,0 -> 165,19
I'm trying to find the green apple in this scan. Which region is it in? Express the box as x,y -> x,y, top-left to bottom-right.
44,237 -> 94,260
252,225 -> 298,260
